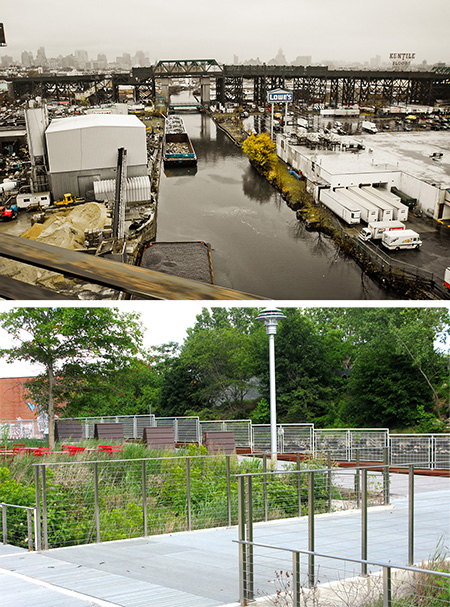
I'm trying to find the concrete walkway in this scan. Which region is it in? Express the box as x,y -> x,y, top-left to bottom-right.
0,475 -> 448,607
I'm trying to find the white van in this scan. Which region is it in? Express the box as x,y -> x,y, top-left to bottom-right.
381,229 -> 422,251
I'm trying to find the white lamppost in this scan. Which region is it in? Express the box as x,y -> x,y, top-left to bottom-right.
256,307 -> 286,463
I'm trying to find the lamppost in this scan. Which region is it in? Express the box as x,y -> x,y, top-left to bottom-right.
256,307 -> 286,464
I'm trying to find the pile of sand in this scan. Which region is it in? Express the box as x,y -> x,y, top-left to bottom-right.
2,202 -> 111,296
20,202 -> 108,250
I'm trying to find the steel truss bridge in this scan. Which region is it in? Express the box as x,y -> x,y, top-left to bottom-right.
7,61 -> 450,107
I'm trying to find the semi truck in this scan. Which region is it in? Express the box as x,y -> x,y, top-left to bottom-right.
319,189 -> 361,225
381,229 -> 422,251
334,188 -> 379,223
358,220 -> 405,241
361,186 -> 408,222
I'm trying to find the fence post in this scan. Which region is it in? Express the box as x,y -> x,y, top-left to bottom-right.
26,508 -> 33,551
186,457 -> 192,531
246,475 -> 254,601
34,465 -> 41,551
383,565 -> 392,607
297,454 -> 302,517
142,460 -> 148,537
1,504 -> 6,545
355,449 -> 361,508
383,447 -> 390,505
41,465 -> 48,550
238,476 -> 246,605
263,455 -> 268,522
409,464 -> 414,566
94,462 -> 100,543
327,452 -> 332,513
226,455 -> 232,527
293,551 -> 301,607
361,468 -> 368,575
308,470 -> 315,587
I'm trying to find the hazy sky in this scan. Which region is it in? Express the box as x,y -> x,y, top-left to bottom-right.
1,0 -> 449,65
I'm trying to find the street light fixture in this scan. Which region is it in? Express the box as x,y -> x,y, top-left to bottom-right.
256,307 -> 286,463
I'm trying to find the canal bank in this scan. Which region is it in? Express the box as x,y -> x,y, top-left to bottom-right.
209,112 -> 449,300
155,109 -> 392,300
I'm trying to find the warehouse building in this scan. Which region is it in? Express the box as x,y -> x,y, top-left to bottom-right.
45,114 -> 148,200
276,131 -> 450,222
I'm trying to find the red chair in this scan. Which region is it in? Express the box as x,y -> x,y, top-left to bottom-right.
98,445 -> 123,455
32,447 -> 50,457
62,445 -> 85,455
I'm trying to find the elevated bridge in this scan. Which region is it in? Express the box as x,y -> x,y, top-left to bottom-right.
7,62 -> 450,107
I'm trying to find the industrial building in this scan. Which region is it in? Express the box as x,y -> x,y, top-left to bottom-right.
45,113 -> 148,199
276,131 -> 450,222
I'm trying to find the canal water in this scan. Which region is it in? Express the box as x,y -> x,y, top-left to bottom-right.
157,110 -> 392,300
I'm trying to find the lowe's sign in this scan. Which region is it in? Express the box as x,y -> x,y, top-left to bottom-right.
268,89 -> 293,102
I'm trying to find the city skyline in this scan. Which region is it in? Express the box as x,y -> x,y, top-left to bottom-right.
1,0 -> 449,67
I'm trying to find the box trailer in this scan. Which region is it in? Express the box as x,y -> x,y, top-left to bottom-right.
362,120 -> 377,134
361,186 -> 409,222
348,187 -> 394,221
381,229 -> 422,250
334,188 -> 379,223
319,189 -> 361,225
16,191 -> 51,210
358,220 -> 405,241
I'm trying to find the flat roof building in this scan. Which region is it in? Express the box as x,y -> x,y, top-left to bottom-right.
277,131 -> 450,221
45,114 -> 148,199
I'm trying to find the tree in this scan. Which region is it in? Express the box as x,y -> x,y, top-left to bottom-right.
308,307 -> 450,420
59,358 -> 161,418
242,132 -> 278,175
0,308 -> 144,447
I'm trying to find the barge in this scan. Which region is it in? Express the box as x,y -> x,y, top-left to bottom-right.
163,116 -> 197,166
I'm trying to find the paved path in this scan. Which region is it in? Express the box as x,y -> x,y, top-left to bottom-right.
0,475 -> 448,607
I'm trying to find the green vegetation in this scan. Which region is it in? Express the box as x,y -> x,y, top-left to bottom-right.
0,447 -> 339,549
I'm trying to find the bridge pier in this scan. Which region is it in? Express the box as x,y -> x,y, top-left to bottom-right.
200,77 -> 210,108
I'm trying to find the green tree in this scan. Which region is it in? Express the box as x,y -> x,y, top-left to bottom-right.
308,307 -> 450,420
60,357 -> 162,418
242,132 -> 278,175
0,308 -> 144,447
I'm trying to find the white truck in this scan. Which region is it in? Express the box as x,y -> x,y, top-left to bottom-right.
362,120 -> 377,134
320,189 -> 361,225
381,229 -> 422,251
358,220 -> 405,241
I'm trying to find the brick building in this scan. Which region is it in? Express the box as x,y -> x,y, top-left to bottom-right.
0,377 -> 38,420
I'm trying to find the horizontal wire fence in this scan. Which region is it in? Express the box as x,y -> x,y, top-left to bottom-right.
236,463 -> 450,586
34,454 -> 265,549
236,540 -> 450,607
1,502 -> 37,550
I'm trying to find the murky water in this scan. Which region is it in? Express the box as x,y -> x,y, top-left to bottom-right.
157,106 -> 391,300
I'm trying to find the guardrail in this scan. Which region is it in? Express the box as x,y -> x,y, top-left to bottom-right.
1,502 -> 37,551
235,538 -> 450,606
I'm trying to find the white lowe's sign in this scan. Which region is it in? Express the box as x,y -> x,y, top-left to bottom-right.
268,88 -> 293,102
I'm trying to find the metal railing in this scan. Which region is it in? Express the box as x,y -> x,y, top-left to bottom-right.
235,460 -> 448,589
1,502 -> 38,551
32,453 -> 244,550
235,539 -> 450,606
